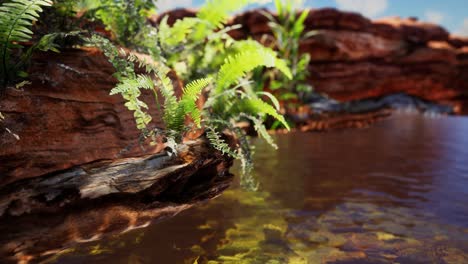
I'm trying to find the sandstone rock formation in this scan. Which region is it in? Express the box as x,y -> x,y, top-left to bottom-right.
232,8 -> 468,114
160,8 -> 468,114
0,48 -> 234,263
0,48 -> 182,186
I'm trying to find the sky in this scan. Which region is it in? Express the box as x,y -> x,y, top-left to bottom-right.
155,0 -> 468,36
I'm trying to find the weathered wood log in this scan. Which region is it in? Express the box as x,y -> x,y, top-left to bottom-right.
0,46 -> 235,263
0,138 -> 233,263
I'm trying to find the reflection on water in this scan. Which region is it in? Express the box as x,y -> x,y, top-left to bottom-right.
53,113 -> 468,263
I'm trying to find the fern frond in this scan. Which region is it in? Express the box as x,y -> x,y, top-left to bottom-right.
110,74 -> 154,95
239,98 -> 290,130
183,77 -> 212,100
88,35 -> 135,79
0,0 -> 53,85
239,113 -> 278,149
197,0 -> 257,29
216,48 -> 292,93
0,0 -> 52,43
233,40 -> 293,81
206,126 -> 238,158
89,35 -> 156,131
158,16 -> 199,47
181,77 -> 212,127
111,75 -> 155,130
256,91 -> 281,111
232,126 -> 257,190
157,68 -> 179,131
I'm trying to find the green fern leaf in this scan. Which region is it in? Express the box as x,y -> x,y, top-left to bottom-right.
0,0 -> 53,85
239,98 -> 290,130
181,77 -> 211,127
110,74 -> 154,95
251,116 -> 278,149
206,126 -> 238,158
198,0 -> 266,29
216,48 -> 292,93
157,70 -> 179,131
232,40 -> 292,81
183,77 -> 211,100
158,16 -> 200,47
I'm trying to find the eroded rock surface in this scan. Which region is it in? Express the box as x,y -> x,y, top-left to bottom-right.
232,9 -> 468,114
0,48 -> 234,262
0,48 -> 183,186
161,8 -> 468,114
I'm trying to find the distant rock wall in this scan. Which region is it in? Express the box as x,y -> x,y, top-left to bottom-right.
161,8 -> 468,114
232,9 -> 468,114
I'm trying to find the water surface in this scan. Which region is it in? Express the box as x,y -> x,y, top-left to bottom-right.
53,113 -> 468,263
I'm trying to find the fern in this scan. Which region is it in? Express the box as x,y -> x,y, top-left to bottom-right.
197,0 -> 268,29
181,78 -> 212,127
0,0 -> 53,87
157,71 -> 180,132
110,74 -> 155,95
88,35 -> 135,79
239,113 -> 278,149
160,77 -> 210,135
90,35 -> 211,140
216,48 -> 292,93
89,35 -> 154,130
238,98 -> 290,130
111,74 -> 155,130
233,127 -> 257,190
260,1 -> 315,103
83,0 -> 156,46
158,16 -> 199,47
206,126 -> 238,158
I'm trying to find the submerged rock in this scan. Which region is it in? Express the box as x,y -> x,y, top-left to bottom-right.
306,93 -> 454,115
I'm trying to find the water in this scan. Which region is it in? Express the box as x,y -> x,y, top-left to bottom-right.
52,113 -> 468,263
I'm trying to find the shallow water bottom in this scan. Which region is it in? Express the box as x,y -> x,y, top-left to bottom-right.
52,113 -> 468,263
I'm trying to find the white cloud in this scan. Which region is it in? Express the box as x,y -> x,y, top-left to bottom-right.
156,0 -> 194,13
457,18 -> 468,36
424,10 -> 444,24
335,0 -> 388,18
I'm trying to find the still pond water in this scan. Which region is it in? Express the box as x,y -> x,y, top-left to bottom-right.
54,113 -> 468,263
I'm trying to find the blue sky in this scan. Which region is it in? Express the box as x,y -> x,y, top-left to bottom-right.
156,0 -> 468,36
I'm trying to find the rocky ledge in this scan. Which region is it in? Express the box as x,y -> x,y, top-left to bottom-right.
0,48 -> 233,263
0,138 -> 233,263
161,8 -> 468,115
232,9 -> 468,114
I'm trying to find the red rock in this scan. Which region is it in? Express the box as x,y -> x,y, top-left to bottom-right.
0,48 -> 182,187
225,9 -> 468,114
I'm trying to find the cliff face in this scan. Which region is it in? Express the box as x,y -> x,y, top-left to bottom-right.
161,8 -> 468,114
0,48 -> 181,186
232,8 -> 468,114
0,48 -> 234,262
